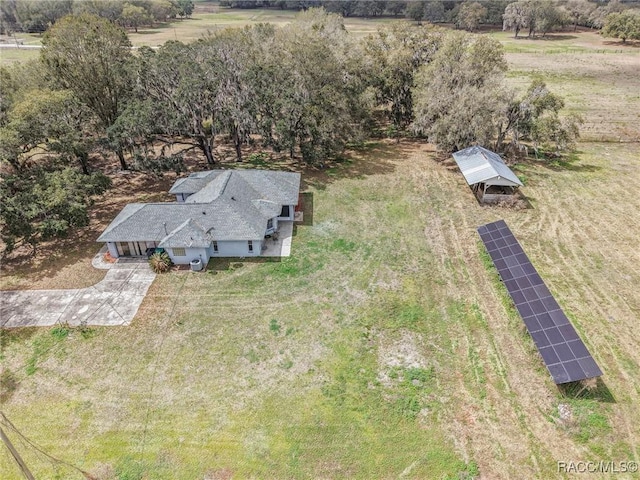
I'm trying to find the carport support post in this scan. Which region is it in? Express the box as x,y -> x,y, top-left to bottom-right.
483,183 -> 488,202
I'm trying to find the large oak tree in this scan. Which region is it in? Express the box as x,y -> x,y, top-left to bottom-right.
41,13 -> 133,169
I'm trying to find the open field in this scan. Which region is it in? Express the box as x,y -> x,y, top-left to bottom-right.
2,15 -> 640,480
491,30 -> 640,143
0,5 -> 397,64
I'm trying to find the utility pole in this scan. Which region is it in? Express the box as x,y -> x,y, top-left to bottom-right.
0,420 -> 36,480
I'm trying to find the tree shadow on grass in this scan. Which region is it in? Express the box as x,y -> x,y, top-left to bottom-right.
133,22 -> 175,34
299,192 -> 314,226
299,138 -> 421,191
529,151 -> 602,173
529,34 -> 579,41
603,40 -> 640,48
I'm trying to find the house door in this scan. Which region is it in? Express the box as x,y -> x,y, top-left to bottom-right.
280,205 -> 290,218
120,242 -> 131,256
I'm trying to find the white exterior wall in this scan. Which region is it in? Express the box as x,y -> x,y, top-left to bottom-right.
168,247 -> 210,265
105,238 -> 265,262
208,240 -> 262,257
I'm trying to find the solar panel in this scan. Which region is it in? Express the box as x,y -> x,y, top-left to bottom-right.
477,220 -> 602,385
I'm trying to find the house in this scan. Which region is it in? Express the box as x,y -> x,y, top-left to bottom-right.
452,146 -> 523,204
97,169 -> 301,264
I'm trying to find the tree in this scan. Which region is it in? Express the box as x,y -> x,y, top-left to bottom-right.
565,0 -> 595,31
405,1 -> 425,23
1,89 -> 96,174
0,168 -> 110,255
120,3 -> 151,32
602,10 -> 640,43
495,78 -> 582,155
535,0 -> 566,37
202,28 -> 257,162
132,41 -> 219,164
588,0 -> 625,29
423,1 -> 445,23
0,0 -> 19,34
385,1 -> 407,17
41,14 -> 133,169
150,0 -> 177,23
455,1 -> 487,31
502,0 -> 531,37
484,0 -> 510,25
355,0 -> 387,17
0,59 -> 50,125
412,32 -> 508,152
72,0 -> 125,22
364,23 -> 442,129
14,0 -> 72,33
261,11 -> 369,162
175,0 -> 194,18
321,0 -> 358,17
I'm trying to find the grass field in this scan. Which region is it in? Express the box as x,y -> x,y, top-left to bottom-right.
2,14 -> 640,480
0,5 -> 396,63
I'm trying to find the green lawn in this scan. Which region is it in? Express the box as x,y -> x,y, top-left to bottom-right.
3,138 -> 640,478
0,47 -> 40,65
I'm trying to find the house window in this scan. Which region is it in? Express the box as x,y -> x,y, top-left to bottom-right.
213,241 -> 218,252
267,218 -> 273,230
248,240 -> 253,252
172,248 -> 186,256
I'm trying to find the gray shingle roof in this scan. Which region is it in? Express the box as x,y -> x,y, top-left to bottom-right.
168,171 -> 220,194
98,169 -> 301,245
158,219 -> 212,248
452,146 -> 523,187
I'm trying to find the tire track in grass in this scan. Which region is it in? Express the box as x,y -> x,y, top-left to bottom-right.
516,146 -> 640,460
421,199 -> 554,478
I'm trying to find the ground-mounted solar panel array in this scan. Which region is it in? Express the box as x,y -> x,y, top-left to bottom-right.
477,220 -> 602,385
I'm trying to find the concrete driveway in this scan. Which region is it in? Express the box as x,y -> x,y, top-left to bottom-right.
0,260 -> 156,328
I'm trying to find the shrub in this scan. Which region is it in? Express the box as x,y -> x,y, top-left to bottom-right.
149,251 -> 172,273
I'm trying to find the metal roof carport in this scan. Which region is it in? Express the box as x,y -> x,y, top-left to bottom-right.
452,146 -> 523,203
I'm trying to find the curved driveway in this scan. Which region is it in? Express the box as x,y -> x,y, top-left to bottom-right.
0,261 -> 156,328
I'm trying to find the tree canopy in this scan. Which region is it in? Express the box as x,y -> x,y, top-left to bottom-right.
1,6 -> 584,258
412,33 -> 507,151
41,13 -> 133,169
602,10 -> 640,43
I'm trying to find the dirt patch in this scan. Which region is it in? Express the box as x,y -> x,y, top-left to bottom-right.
377,329 -> 429,387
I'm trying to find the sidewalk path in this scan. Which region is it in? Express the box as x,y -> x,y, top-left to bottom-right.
0,253 -> 156,328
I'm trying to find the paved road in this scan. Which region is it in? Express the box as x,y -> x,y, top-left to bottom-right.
0,262 -> 156,328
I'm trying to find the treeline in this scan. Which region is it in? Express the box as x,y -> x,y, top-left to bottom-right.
0,0 -> 194,34
2,1 -> 637,35
1,9 -> 580,254
220,0 -> 639,31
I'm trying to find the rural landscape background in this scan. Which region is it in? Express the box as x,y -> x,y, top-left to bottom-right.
1,1 -> 639,479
